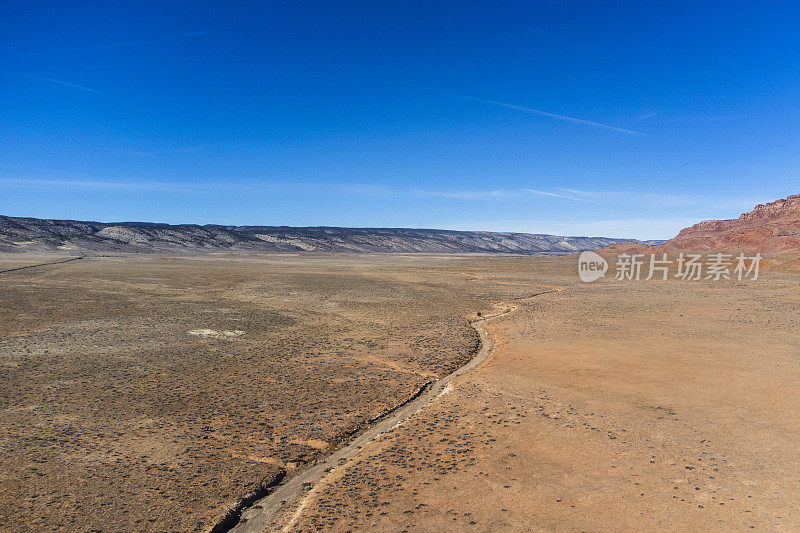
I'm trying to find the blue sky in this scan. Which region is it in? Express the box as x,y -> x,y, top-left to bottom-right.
2,1 -> 799,239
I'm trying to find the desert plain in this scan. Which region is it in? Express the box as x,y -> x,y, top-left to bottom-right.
1,253 -> 799,531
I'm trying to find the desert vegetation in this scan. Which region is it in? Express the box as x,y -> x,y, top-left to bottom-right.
0,253 -> 517,531
3,253 -> 799,531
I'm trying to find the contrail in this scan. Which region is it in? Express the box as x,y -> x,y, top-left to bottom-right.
463,95 -> 645,136
522,188 -> 595,202
3,70 -> 100,94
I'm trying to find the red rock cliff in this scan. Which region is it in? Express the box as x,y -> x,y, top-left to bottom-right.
665,194 -> 800,252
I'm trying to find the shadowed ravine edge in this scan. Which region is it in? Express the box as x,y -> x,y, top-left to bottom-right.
0,256 -> 84,274
218,288 -> 562,532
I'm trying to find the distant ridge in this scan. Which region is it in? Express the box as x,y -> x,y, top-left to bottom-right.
0,215 -> 647,255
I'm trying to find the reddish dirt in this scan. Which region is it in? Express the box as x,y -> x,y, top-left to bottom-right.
291,257 -> 800,531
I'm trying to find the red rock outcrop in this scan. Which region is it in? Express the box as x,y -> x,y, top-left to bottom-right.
599,194 -> 800,271
665,194 -> 800,253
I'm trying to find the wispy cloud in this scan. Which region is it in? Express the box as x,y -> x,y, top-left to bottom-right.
336,183 -> 394,195
522,188 -> 594,202
444,217 -> 704,240
415,187 -> 605,202
0,177 -> 186,191
553,188 -> 770,215
462,95 -> 645,136
555,188 -> 697,205
666,115 -> 740,123
683,198 -> 772,215
0,176 -> 396,198
417,187 -> 666,203
2,70 -> 101,94
412,188 -> 518,200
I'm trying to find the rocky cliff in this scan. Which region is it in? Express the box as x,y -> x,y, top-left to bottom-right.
665,194 -> 800,252
603,194 -> 800,271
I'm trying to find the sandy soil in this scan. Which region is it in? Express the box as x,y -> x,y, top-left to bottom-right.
233,298 -> 535,532
0,254 -> 506,531
292,257 -> 800,531
4,253 -> 799,531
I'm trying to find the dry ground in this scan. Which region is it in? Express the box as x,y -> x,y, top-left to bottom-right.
291,256 -> 800,531
3,254 -> 799,531
0,253 -> 515,531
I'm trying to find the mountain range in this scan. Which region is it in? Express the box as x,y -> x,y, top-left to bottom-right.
0,215 -> 653,255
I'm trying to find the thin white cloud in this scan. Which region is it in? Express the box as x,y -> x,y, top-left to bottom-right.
559,217 -> 701,239
2,70 -> 101,94
416,187 -> 621,202
522,188 -> 594,202
334,183 -> 394,196
444,217 -> 703,241
414,188 -> 601,201
0,177 -> 396,198
555,188 -> 702,205
554,187 -> 623,199
462,95 -> 645,136
556,190 -> 768,215
0,177 -> 185,191
683,198 -> 773,215
412,188 -> 518,200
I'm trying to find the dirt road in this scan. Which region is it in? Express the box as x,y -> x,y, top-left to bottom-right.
232,296 -> 560,532
291,265 -> 800,531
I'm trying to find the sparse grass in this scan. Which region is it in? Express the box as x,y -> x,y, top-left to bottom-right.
0,253 -> 528,531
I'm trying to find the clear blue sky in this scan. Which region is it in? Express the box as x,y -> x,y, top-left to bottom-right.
2,1 -> 799,239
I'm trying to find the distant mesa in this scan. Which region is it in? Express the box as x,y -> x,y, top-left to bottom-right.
0,215 -> 646,255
